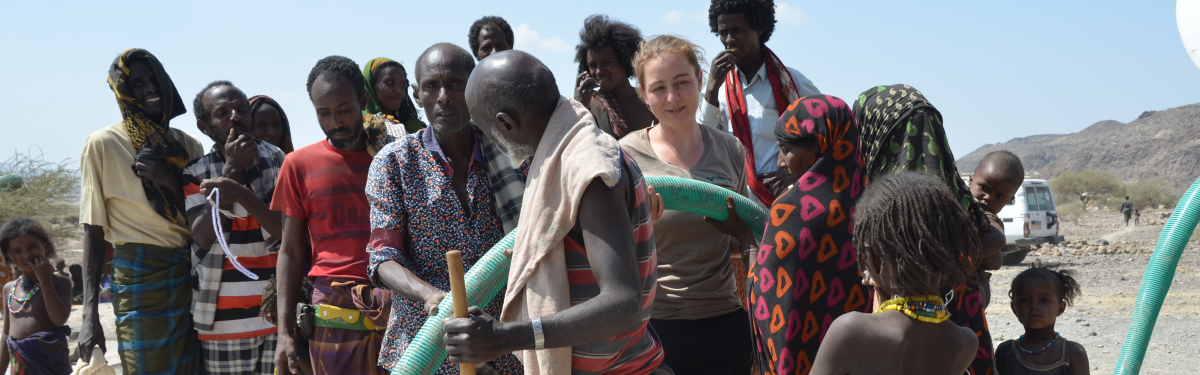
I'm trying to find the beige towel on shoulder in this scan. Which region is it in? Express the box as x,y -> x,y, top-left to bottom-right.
499,96 -> 623,374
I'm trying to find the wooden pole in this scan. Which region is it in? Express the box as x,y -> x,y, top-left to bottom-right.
446,250 -> 475,375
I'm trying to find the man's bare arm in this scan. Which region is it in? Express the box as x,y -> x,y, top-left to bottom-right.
77,224 -> 108,361
376,261 -> 445,315
444,177 -> 646,363
274,214 -> 308,375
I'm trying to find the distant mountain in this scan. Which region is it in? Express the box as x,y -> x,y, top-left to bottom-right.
956,102 -> 1200,193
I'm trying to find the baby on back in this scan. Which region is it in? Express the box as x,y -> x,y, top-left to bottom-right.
810,172 -> 979,375
968,150 -> 1025,307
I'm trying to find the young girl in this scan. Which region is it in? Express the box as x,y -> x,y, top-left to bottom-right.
996,263 -> 1090,375
809,173 -> 979,375
0,217 -> 73,375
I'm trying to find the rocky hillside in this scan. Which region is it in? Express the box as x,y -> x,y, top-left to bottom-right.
956,102 -> 1200,193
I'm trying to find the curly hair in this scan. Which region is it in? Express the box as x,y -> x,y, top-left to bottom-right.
369,60 -> 421,123
853,172 -> 980,297
260,274 -> 315,325
192,80 -> 235,123
574,15 -> 644,79
306,55 -> 366,98
708,0 -> 777,44
1010,261 -> 1081,306
468,16 -> 515,58
0,217 -> 57,262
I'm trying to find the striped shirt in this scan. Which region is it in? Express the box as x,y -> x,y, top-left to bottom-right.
183,140 -> 285,340
565,151 -> 664,374
270,140 -> 374,282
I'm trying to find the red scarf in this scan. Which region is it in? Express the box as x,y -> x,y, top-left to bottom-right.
725,46 -> 801,205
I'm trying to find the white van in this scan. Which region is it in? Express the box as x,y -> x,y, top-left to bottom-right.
997,178 -> 1065,264
959,173 -> 1065,265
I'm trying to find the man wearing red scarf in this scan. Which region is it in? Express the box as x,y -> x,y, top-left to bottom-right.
698,0 -> 821,206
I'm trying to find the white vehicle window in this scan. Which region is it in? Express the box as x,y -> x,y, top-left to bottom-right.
1026,187 -> 1042,211
1037,187 -> 1056,211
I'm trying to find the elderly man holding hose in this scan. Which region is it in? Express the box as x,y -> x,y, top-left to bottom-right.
442,50 -> 666,374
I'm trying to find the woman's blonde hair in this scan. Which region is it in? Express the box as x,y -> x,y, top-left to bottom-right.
632,35 -> 706,98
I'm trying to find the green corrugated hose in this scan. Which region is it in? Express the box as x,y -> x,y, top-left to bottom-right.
394,176 -> 768,374
1113,176 -> 1200,374
394,231 -> 515,375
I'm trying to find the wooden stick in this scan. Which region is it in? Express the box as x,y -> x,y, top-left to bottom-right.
446,250 -> 475,375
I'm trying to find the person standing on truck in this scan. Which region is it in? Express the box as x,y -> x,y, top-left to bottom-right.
1121,196 -> 1134,226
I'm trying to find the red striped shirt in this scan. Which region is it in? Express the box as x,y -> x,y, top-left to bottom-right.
564,152 -> 663,374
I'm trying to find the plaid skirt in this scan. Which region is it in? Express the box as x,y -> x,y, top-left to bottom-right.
113,243 -> 201,375
200,334 -> 277,375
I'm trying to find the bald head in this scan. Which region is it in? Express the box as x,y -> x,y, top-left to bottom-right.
466,50 -> 560,160
467,50 -> 559,127
415,43 -> 476,83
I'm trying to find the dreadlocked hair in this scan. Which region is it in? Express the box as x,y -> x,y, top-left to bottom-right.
307,55 -> 366,98
574,14 -> 644,78
1009,261 -> 1081,306
468,16 -> 515,59
708,0 -> 777,44
193,80 -> 234,123
853,172 -> 980,297
370,60 -> 421,122
260,273 -> 314,325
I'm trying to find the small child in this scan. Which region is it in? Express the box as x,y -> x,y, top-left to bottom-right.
996,263 -> 1089,375
261,274 -> 314,375
0,217 -> 73,375
52,259 -> 70,283
969,150 -> 1025,308
809,173 -> 979,375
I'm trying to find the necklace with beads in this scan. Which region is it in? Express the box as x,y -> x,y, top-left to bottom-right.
8,276 -> 40,315
876,295 -> 951,323
1018,332 -> 1060,355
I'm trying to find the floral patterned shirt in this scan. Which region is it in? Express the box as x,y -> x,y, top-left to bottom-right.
366,127 -> 522,373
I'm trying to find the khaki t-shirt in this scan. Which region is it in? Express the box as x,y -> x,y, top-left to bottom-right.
79,122 -> 204,248
620,125 -> 748,320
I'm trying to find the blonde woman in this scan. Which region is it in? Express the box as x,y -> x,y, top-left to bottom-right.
620,35 -> 752,374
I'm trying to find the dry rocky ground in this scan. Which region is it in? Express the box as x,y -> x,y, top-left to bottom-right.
45,208 -> 1200,374
987,208 -> 1200,374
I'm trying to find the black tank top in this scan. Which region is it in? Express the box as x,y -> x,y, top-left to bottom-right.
995,339 -> 1076,375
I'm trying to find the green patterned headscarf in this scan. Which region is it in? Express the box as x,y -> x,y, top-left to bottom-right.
361,58 -> 424,133
853,84 -> 988,233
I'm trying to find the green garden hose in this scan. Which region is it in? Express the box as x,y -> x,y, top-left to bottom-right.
645,176 -> 769,241
394,176 -> 768,374
1113,176 -> 1200,374
393,231 -> 515,375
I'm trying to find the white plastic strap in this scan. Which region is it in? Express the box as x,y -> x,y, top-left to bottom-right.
206,188 -> 260,280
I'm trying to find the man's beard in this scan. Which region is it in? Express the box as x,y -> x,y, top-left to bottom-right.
431,119 -> 469,134
326,126 -> 365,150
481,124 -> 535,161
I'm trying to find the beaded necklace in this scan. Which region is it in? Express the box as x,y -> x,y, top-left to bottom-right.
8,276 -> 40,315
1018,332 -> 1060,355
876,295 -> 950,323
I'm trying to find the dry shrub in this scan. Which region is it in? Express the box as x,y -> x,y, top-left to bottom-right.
1050,169 -> 1122,202
1121,178 -> 1178,210
0,149 -> 80,245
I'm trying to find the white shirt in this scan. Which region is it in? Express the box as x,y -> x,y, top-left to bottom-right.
697,63 -> 820,174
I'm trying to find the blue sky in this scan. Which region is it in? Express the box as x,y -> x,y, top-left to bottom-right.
2,1 -> 1198,168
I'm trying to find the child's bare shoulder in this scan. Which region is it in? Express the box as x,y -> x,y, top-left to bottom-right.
49,274 -> 70,286
1065,340 -> 1089,364
822,312 -> 880,346
946,324 -> 978,365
